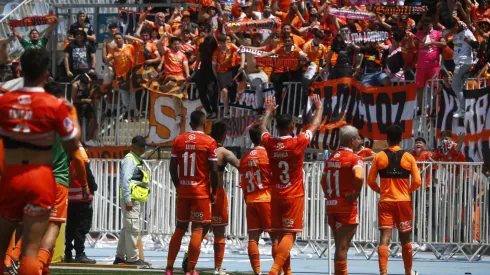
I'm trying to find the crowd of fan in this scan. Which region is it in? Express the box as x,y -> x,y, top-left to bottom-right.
5,0 -> 490,144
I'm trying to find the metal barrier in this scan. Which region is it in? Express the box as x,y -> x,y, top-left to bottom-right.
88,158 -> 489,261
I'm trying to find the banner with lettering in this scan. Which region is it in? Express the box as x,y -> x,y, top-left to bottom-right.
305,78 -> 417,150
373,5 -> 428,15
328,8 -> 376,21
222,114 -> 259,138
147,92 -> 212,145
345,31 -> 389,44
8,15 -> 58,28
437,85 -> 490,163
227,18 -> 281,32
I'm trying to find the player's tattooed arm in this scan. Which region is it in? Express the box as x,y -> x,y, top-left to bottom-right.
209,160 -> 219,203
224,150 -> 240,168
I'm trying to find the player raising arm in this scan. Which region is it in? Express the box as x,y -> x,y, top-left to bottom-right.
367,125 -> 421,275
321,126 -> 364,275
260,94 -> 323,275
167,110 -> 219,275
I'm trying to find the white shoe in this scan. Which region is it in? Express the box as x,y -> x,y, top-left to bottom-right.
84,140 -> 98,147
411,271 -> 419,275
214,268 -> 229,275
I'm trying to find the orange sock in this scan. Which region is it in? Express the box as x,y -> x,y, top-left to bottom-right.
18,256 -> 39,275
283,254 -> 291,275
166,228 -> 185,269
11,238 -> 22,262
402,243 -> 413,274
4,234 -> 15,266
214,237 -> 225,269
187,227 -> 203,272
378,245 -> 389,274
37,248 -> 51,272
269,234 -> 294,275
334,260 -> 347,275
248,239 -> 261,274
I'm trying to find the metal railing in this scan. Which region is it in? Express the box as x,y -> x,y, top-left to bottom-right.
88,158 -> 490,261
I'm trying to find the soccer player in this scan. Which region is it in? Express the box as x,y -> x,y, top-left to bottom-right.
320,126 -> 364,275
239,125 -> 272,275
0,49 -> 80,275
260,94 -> 323,275
167,110 -> 219,275
209,122 -> 240,275
367,125 -> 421,275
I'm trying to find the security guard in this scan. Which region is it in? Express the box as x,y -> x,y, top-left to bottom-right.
114,136 -> 150,266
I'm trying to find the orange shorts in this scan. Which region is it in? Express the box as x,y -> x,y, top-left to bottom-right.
0,165 -> 56,221
246,201 -> 271,233
271,196 -> 304,232
177,197 -> 211,224
212,188 -> 228,226
49,183 -> 68,223
378,201 -> 413,232
327,209 -> 359,232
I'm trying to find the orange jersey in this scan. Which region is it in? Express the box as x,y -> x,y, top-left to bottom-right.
148,22 -> 173,46
302,40 -> 327,71
0,139 -> 4,175
432,143 -> 466,162
171,131 -> 218,199
164,48 -> 188,78
132,40 -> 146,66
239,146 -> 272,203
0,87 -> 78,148
108,44 -> 134,77
262,130 -> 312,199
356,147 -> 375,159
212,43 -> 239,73
323,147 -> 363,213
411,150 -> 432,188
367,146 -> 421,202
273,45 -> 305,72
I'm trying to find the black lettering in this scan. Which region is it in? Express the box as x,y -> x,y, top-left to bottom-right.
392,91 -> 407,129
310,129 -> 320,149
322,85 -> 334,119
376,93 -> 392,134
329,128 -> 340,150
332,83 -> 350,116
362,92 -> 374,132
322,129 -> 330,150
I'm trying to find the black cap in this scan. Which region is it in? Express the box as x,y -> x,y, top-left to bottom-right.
131,136 -> 147,147
415,137 -> 427,144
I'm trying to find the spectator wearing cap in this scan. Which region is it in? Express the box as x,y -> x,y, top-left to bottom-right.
114,136 -> 150,266
68,11 -> 96,43
414,17 -> 446,114
64,30 -> 97,79
446,18 -> 479,119
14,21 -> 57,50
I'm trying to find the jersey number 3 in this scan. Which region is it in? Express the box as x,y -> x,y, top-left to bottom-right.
245,170 -> 263,193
